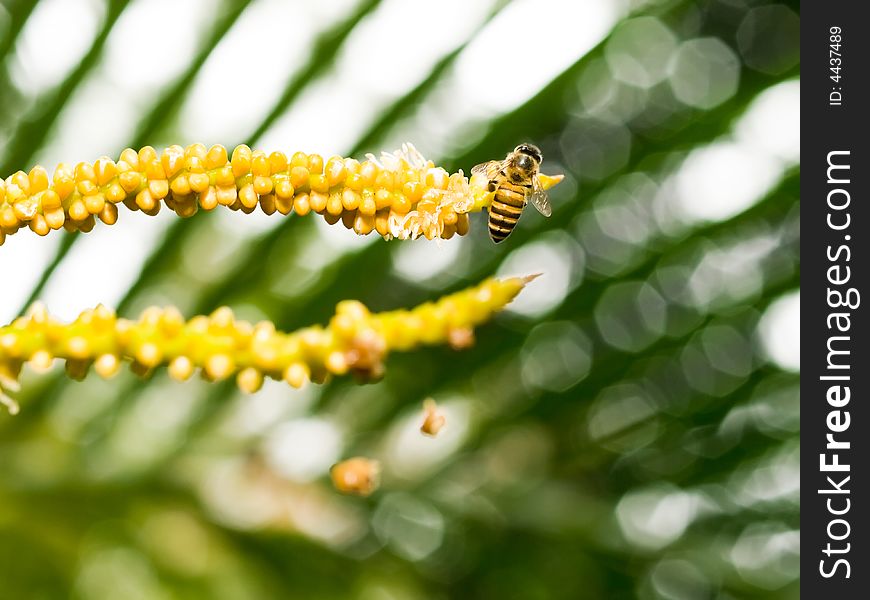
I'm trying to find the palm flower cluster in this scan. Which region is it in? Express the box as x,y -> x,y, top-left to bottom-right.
0,275 -> 535,414
0,143 -> 563,244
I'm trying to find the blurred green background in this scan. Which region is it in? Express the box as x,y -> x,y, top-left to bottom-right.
0,0 -> 799,598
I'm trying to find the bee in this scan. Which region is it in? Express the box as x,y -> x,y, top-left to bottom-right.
472,143 -> 552,243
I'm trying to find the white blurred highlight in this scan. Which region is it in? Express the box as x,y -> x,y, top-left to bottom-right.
373,493 -> 445,561
650,559 -> 711,600
730,523 -> 800,589
258,0 -> 498,157
497,232 -> 584,317
735,80 -> 800,164
38,210 -> 174,321
199,456 -> 366,546
33,0 -> 218,168
385,397 -> 470,481
521,321 -> 592,393
758,291 -> 800,372
685,233 -> 779,311
221,379 -> 316,438
453,0 -> 622,113
8,0 -> 102,95
587,383 -> 655,441
263,417 -> 343,482
731,443 -> 800,506
605,16 -> 677,88
392,237 -> 465,284
595,280 -> 666,352
33,75 -> 141,169
668,37 -> 740,109
179,0 -> 327,144
664,79 -> 799,226
616,485 -> 699,550
0,232 -> 61,323
675,142 -> 780,223
95,376 -> 203,476
105,0 -> 215,91
388,0 -> 625,156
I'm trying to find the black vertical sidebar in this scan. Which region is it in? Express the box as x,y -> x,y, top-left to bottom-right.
802,1 -> 869,596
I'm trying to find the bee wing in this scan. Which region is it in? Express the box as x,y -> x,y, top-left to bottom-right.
529,176 -> 552,217
471,159 -> 508,181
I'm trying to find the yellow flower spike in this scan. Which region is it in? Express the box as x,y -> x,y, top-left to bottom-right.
0,276 -> 534,413
0,143 -> 563,242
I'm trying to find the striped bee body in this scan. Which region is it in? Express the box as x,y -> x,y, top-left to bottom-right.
472,143 -> 552,244
487,180 -> 530,243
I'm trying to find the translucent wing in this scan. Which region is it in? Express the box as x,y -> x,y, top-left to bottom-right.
529,176 -> 552,217
471,159 -> 509,181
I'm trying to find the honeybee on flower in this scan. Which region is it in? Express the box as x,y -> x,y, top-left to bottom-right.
472,143 -> 552,243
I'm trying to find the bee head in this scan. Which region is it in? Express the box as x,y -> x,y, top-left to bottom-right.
512,143 -> 542,173
514,143 -> 543,163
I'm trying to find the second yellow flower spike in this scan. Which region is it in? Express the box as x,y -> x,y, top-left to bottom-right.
0,275 -> 536,413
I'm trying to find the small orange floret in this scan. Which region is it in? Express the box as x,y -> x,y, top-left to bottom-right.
330,457 -> 380,496
420,398 -> 446,437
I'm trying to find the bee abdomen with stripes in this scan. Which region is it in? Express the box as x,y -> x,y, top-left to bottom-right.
488,182 -> 528,243
471,143 -> 552,244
